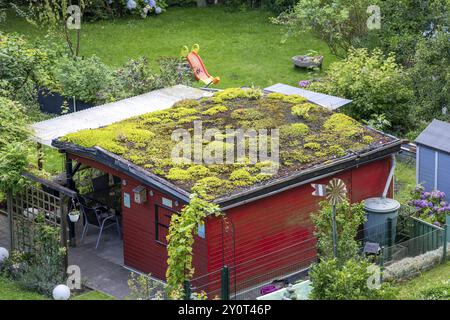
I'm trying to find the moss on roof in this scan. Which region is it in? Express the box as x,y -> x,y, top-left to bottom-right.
60,88 -> 394,199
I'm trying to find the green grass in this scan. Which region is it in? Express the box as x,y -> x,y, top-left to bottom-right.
0,7 -> 336,89
0,276 -> 115,300
72,290 -> 115,300
395,262 -> 450,300
394,161 -> 416,205
0,277 -> 47,300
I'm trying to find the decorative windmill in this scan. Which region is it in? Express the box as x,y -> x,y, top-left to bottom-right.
312,178 -> 347,258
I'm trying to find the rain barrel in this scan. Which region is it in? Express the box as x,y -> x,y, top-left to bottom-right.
364,197 -> 400,247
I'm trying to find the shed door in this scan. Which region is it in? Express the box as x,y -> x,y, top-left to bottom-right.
437,152 -> 450,196
418,146 -> 436,191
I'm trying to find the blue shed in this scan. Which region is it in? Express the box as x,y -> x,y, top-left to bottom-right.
415,119 -> 450,194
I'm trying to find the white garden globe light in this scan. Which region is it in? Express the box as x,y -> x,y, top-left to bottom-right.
0,247 -> 9,263
52,284 -> 71,300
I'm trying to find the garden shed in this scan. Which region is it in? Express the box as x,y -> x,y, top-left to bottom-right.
33,85 -> 401,296
415,119 -> 450,193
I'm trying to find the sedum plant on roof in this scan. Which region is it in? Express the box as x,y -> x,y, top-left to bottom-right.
60,88 -> 392,199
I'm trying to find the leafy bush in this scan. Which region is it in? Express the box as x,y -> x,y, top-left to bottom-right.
309,48 -> 414,134
262,0 -> 297,14
0,32 -> 50,105
55,55 -> 117,104
273,0 -> 373,57
156,57 -> 193,88
16,214 -> 66,296
407,186 -> 449,226
312,200 -> 366,263
127,272 -> 166,300
309,257 -> 398,300
0,97 -> 30,194
420,280 -> 450,300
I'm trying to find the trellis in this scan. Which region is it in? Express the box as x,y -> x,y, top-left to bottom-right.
6,173 -> 77,268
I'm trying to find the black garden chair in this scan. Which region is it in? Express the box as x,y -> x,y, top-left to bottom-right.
77,195 -> 121,249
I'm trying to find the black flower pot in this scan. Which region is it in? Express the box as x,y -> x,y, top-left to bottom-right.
37,88 -> 94,115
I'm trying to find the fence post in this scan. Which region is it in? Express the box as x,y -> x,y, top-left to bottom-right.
6,191 -> 14,251
221,265 -> 230,300
184,280 -> 191,300
59,195 -> 69,271
386,218 -> 393,261
443,224 -> 448,264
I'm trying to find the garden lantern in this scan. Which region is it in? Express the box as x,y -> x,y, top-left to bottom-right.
0,247 -> 9,263
52,284 -> 71,300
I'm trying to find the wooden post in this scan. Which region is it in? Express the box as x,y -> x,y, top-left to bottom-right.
60,195 -> 69,270
37,143 -> 43,171
65,153 -> 76,246
6,191 -> 14,251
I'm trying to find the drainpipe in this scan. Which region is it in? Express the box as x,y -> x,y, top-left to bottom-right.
382,155 -> 396,198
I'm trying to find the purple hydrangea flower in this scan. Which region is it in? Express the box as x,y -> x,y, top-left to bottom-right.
299,80 -> 310,88
155,6 -> 162,14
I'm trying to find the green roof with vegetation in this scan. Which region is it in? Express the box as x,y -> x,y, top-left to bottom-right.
60,88 -> 395,199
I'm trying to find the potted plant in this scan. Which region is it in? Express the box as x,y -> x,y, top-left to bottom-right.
68,210 -> 81,223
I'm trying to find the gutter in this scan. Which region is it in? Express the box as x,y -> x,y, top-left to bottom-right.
53,140 -> 191,204
216,139 -> 402,210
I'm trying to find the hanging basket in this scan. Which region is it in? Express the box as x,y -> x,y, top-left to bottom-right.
68,210 -> 80,223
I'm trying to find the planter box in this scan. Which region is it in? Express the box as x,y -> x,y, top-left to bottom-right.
37,89 -> 94,115
292,55 -> 323,69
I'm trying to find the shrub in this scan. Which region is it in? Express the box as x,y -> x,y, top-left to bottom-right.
309,257 -> 398,300
273,0 -> 374,57
310,48 -> 414,134
312,200 -> 366,263
15,214 -> 66,296
0,32 -> 50,105
55,55 -> 117,105
0,97 -> 30,194
127,272 -> 166,300
407,186 -> 449,225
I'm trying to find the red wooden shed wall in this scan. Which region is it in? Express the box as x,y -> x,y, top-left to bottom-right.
70,154 -> 392,292
204,157 -> 393,294
68,154 -> 208,280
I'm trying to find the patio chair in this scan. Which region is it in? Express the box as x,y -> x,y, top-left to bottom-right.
78,197 -> 121,249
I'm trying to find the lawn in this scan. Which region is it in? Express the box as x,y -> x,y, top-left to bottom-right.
0,7 -> 336,89
395,262 -> 450,300
0,276 -> 115,300
394,160 -> 416,205
0,276 -> 47,300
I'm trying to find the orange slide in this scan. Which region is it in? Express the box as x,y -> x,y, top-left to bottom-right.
181,44 -> 220,87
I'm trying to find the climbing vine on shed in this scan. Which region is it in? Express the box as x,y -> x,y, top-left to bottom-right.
166,190 -> 221,299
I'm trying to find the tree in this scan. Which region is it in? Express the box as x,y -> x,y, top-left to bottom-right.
273,0 -> 375,57
369,0 -> 449,66
409,30 -> 450,121
0,32 -> 51,105
0,97 -> 31,194
309,48 -> 414,134
21,0 -> 85,56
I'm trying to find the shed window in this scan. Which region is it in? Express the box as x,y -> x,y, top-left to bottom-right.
155,204 -> 177,245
